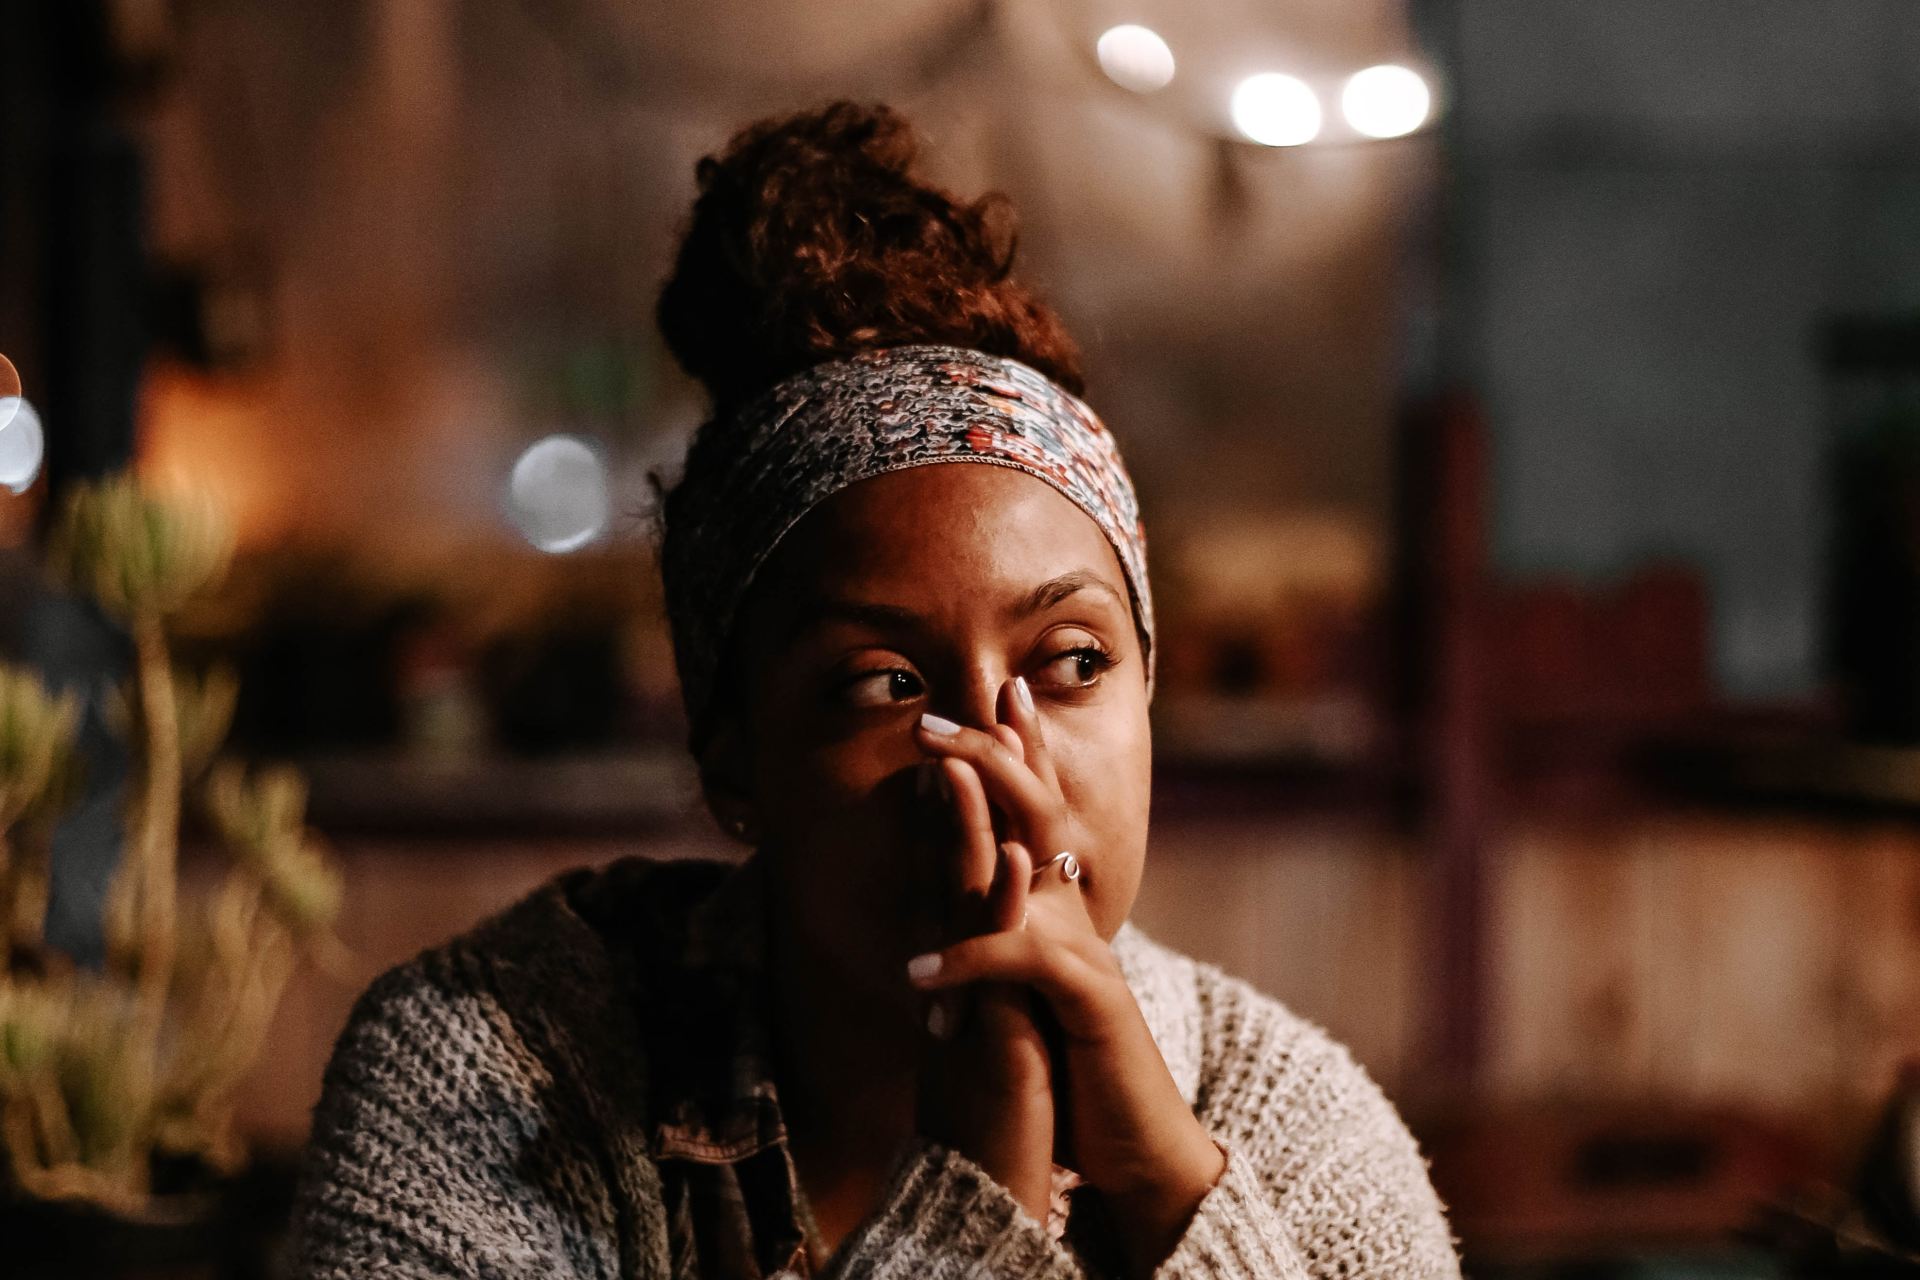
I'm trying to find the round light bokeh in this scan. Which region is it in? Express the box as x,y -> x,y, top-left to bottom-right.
506,434 -> 610,554
0,354 -> 19,434
1096,24 -> 1176,94
0,397 -> 44,494
1341,64 -> 1431,139
1230,72 -> 1322,147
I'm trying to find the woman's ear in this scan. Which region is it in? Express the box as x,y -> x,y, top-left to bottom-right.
697,715 -> 760,844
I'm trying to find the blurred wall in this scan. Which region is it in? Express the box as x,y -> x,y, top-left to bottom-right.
1451,0 -> 1920,700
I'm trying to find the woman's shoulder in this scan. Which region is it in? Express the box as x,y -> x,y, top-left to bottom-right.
291,859 -> 721,1280
1111,919 -> 1463,1272
291,855 -> 732,1276
310,852 -> 742,1139
456,851 -> 739,971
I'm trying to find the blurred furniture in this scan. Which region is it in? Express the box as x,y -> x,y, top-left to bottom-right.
1425,1103 -> 1817,1268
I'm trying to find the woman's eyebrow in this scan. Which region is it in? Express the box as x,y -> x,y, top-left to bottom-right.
1011,569 -> 1125,621
785,598 -> 922,642
784,570 -> 1124,644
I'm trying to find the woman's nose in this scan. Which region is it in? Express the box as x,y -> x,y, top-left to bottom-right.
929,665 -> 1011,731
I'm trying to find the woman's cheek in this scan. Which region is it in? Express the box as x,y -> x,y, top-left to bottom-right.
1055,727 -> 1152,936
776,746 -> 911,851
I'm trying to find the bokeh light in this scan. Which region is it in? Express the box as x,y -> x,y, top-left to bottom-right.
1341,64 -> 1431,139
0,354 -> 19,434
1230,72 -> 1322,147
0,397 -> 45,494
1096,24 -> 1175,94
506,434 -> 610,554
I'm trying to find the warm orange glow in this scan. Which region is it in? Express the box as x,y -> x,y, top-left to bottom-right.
137,361 -> 288,546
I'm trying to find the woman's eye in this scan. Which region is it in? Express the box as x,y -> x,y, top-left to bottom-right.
840,668 -> 924,707
1038,645 -> 1117,688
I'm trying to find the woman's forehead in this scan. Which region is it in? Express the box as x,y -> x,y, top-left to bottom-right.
757,465 -> 1131,620
808,464 -> 1121,579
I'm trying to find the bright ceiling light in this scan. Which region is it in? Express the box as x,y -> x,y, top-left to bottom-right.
1230,72 -> 1322,147
1096,24 -> 1175,93
1341,64 -> 1431,139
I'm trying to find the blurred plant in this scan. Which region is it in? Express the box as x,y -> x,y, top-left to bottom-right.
0,978 -> 152,1212
1,474 -> 346,1215
0,668 -> 83,964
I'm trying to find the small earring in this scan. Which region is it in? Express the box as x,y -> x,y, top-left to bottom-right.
730,817 -> 754,840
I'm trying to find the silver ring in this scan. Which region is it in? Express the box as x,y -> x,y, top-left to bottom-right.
1031,851 -> 1081,884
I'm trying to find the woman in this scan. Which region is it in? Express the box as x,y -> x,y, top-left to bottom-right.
288,102 -> 1462,1279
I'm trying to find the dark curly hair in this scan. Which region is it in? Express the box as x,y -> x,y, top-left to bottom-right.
655,100 -> 1084,415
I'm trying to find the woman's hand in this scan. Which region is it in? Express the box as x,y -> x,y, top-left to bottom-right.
909,731 -> 1057,1226
908,677 -> 1228,1275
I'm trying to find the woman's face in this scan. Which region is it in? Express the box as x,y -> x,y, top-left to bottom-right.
711,464 -> 1153,1011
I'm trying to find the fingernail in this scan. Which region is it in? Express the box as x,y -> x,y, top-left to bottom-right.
920,712 -> 961,736
1014,675 -> 1034,715
907,952 -> 942,982
927,1000 -> 950,1039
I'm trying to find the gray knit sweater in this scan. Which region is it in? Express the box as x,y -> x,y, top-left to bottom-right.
287,853 -> 1462,1278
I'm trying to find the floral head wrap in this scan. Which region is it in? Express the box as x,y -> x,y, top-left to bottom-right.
658,343 -> 1154,752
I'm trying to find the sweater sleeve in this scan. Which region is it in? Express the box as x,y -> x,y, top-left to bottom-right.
285,947 -> 626,1280
820,949 -> 1461,1280
1149,964 -> 1463,1279
818,1134 -> 1087,1280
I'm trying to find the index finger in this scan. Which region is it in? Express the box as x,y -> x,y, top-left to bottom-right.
915,718 -> 1057,851
998,674 -> 1060,796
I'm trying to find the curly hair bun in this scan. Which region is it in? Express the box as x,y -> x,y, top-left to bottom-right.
656,101 -> 1084,414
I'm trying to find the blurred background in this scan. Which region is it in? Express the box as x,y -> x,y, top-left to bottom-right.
3,1 -> 1920,1276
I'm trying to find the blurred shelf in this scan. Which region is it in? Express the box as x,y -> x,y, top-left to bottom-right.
300,746 -> 709,837
1150,691 -> 1377,772
1646,733 -> 1920,816
1147,691 -> 1400,818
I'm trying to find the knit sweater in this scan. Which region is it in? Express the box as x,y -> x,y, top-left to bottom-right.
287,853 -> 1463,1278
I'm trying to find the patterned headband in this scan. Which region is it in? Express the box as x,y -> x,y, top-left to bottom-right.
658,343 -> 1155,752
